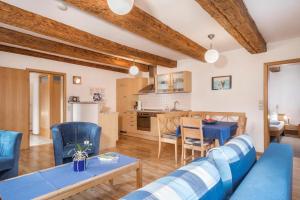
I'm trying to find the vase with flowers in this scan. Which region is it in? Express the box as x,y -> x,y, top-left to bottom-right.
70,140 -> 92,172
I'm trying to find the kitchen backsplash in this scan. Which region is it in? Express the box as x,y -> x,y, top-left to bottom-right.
138,93 -> 191,110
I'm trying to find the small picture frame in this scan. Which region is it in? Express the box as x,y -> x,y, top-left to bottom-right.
212,75 -> 232,90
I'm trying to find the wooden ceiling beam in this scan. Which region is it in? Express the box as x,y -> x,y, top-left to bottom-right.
0,1 -> 177,67
196,0 -> 266,53
0,44 -> 128,73
65,0 -> 207,62
0,27 -> 149,72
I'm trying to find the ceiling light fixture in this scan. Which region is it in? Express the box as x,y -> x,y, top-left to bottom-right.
129,60 -> 139,76
107,0 -> 134,15
204,34 -> 220,64
56,0 -> 68,11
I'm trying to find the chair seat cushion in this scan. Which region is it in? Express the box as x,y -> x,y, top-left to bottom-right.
185,138 -> 213,146
121,159 -> 225,200
161,132 -> 178,139
0,157 -> 14,171
62,144 -> 95,159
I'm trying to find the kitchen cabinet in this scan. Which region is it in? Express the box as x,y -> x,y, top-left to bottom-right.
126,111 -> 137,132
156,74 -> 171,93
116,78 -> 147,132
99,112 -> 119,150
155,71 -> 191,93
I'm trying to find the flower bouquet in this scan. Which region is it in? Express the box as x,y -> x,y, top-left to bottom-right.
71,140 -> 92,172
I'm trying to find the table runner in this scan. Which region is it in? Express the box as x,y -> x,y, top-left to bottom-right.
0,153 -> 137,200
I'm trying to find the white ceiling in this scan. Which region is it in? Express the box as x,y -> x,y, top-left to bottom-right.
244,0 -> 300,43
2,0 -> 300,61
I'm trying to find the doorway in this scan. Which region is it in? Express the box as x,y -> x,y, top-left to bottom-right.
29,69 -> 66,146
264,58 -> 300,157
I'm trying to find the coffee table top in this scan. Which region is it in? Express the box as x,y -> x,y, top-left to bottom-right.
0,153 -> 138,200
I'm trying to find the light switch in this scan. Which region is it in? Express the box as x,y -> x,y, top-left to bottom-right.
258,100 -> 264,110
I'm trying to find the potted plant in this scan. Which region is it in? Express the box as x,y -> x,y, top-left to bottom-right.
71,140 -> 92,172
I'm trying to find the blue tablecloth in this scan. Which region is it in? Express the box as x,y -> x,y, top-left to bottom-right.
0,153 -> 137,200
176,121 -> 238,145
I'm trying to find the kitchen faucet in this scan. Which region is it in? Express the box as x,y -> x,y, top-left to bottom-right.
173,100 -> 180,111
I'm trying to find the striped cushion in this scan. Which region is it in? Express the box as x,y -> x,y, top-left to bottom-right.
121,159 -> 225,200
161,132 -> 178,139
185,138 -> 213,146
207,134 -> 256,196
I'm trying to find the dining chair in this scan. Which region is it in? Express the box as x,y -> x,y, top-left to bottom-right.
157,112 -> 186,163
180,117 -> 214,164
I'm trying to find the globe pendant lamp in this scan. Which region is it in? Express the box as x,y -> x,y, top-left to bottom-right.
129,60 -> 139,76
107,0 -> 134,15
204,34 -> 220,64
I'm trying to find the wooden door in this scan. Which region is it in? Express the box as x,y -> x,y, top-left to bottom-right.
0,67 -> 29,149
39,75 -> 50,138
116,79 -> 129,132
50,75 -> 63,127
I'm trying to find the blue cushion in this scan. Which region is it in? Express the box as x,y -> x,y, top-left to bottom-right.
121,158 -> 225,200
0,157 -> 14,171
270,120 -> 280,125
230,143 -> 293,200
208,134 -> 256,196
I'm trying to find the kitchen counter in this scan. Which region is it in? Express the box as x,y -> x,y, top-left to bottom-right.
133,109 -> 190,113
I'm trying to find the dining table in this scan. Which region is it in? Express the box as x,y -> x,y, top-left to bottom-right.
176,121 -> 238,146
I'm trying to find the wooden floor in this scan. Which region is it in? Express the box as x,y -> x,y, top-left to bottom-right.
19,135 -> 300,200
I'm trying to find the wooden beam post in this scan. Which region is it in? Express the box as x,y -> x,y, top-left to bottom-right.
0,1 -> 177,67
65,0 -> 207,62
0,27 -> 149,72
196,0 -> 266,53
0,45 -> 129,73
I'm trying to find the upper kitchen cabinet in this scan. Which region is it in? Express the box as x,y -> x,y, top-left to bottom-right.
156,73 -> 171,93
116,78 -> 147,132
116,78 -> 147,113
155,71 -> 192,93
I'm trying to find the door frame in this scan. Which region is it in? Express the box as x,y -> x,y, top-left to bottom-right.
27,68 -> 67,141
263,58 -> 300,150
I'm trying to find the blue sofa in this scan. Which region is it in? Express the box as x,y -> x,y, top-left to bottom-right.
0,130 -> 22,181
51,122 -> 101,166
122,135 -> 293,200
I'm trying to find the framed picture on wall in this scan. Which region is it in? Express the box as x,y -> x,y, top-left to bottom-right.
212,75 -> 232,90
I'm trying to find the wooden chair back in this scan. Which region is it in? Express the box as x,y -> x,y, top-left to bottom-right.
180,117 -> 204,145
157,112 -> 188,138
189,111 -> 247,135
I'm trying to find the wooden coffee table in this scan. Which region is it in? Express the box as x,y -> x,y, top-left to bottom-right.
0,153 -> 142,200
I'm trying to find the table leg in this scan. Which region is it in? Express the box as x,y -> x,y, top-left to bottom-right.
136,160 -> 142,188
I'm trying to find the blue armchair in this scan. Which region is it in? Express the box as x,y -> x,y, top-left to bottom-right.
0,130 -> 22,181
51,122 -> 101,166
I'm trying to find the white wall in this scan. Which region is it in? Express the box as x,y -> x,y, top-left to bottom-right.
0,52 -> 127,121
157,37 -> 300,152
29,73 -> 39,134
269,64 -> 300,124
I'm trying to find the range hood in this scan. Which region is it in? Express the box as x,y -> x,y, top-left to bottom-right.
138,83 -> 155,94
138,67 -> 156,94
